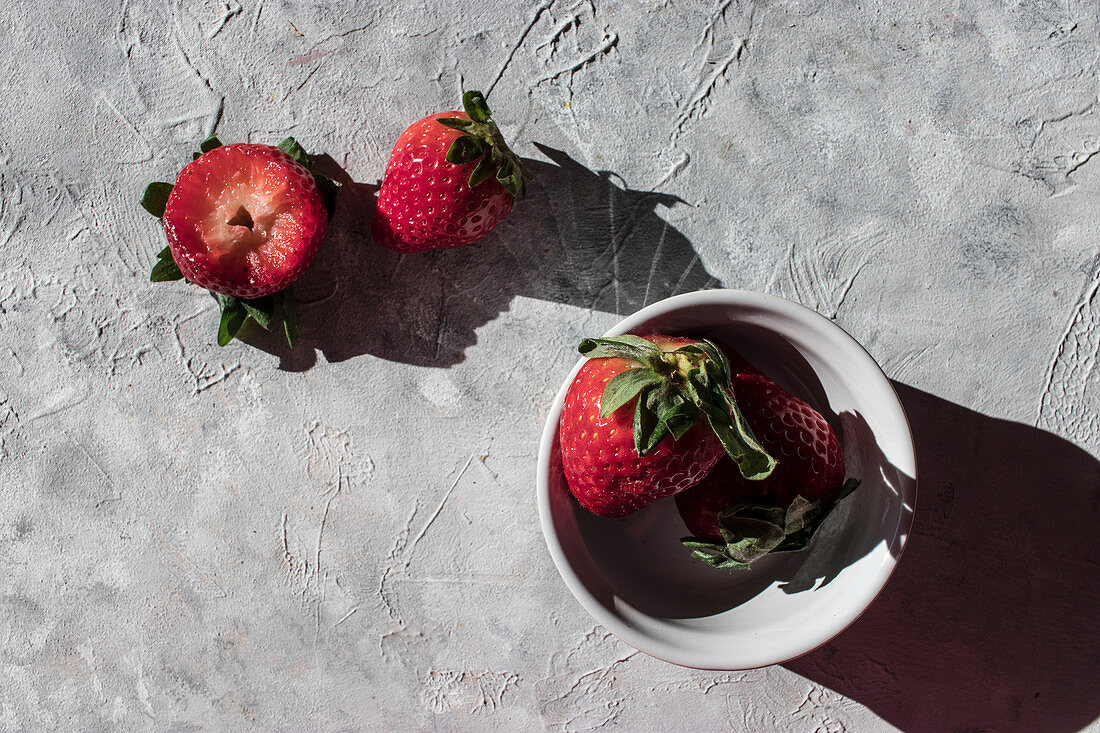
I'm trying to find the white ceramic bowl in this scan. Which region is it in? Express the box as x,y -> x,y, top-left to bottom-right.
537,290 -> 917,670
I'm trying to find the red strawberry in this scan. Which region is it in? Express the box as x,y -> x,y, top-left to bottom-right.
162,143 -> 326,298
677,370 -> 860,569
141,135 -> 339,347
559,335 -> 775,518
731,373 -> 847,506
371,91 -> 526,252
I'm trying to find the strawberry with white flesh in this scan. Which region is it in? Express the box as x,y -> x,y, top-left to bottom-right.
372,90 -> 527,252
140,135 -> 340,347
559,335 -> 776,518
678,371 -> 861,569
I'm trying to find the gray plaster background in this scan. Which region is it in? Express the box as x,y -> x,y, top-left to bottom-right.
1,0 -> 1099,730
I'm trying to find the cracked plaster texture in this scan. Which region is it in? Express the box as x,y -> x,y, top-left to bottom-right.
0,0 -> 1098,730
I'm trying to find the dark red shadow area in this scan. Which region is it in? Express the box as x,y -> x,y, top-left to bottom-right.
784,382 -> 1100,732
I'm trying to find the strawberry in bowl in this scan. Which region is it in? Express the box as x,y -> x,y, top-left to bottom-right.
371,90 -> 527,252
140,135 -> 339,347
677,369 -> 860,569
558,334 -> 775,517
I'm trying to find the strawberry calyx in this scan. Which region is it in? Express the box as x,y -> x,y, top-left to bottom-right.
140,135 -> 339,348
436,91 -> 528,199
681,478 -> 861,569
577,335 -> 776,479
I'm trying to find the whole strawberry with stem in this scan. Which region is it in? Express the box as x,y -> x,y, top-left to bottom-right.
559,335 -> 776,518
678,370 -> 860,569
140,135 -> 339,347
371,90 -> 527,252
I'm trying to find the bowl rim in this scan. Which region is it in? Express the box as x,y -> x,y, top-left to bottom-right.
536,288 -> 917,670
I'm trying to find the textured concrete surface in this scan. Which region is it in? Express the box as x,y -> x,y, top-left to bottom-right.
2,0 -> 1099,730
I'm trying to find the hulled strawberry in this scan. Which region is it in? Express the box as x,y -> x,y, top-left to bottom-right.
140,135 -> 339,347
678,370 -> 860,569
559,335 -> 776,518
371,91 -> 526,252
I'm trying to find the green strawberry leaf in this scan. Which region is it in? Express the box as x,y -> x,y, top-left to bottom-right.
140,182 -> 174,218
687,375 -> 775,480
576,333 -> 773,468
150,256 -> 184,282
215,294 -> 248,347
659,401 -> 699,441
676,339 -> 730,376
645,384 -> 699,442
200,135 -> 223,154
461,90 -> 492,123
313,173 -> 341,220
599,368 -> 663,418
446,135 -> 486,165
497,171 -> 520,198
433,91 -> 529,200
241,295 -> 275,330
278,137 -> 312,169
468,155 -> 495,188
633,394 -> 669,457
680,481 -> 864,569
722,391 -> 776,479
276,286 -> 299,348
578,335 -> 661,361
645,383 -> 683,418
715,503 -> 788,563
436,117 -> 474,132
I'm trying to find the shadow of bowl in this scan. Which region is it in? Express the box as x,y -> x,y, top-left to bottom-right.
784,382 -> 1100,732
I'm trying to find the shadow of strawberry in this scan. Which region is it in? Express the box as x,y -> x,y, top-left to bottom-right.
241,145 -> 720,371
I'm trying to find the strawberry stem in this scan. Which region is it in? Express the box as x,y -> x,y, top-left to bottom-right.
576,335 -> 776,477
437,90 -> 529,199
681,479 -> 862,569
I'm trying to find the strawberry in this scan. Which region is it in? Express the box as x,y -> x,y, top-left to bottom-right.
677,370 -> 860,569
559,335 -> 776,518
371,91 -> 526,252
731,373 -> 848,506
140,135 -> 339,347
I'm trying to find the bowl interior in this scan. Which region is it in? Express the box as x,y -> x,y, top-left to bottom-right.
539,292 -> 916,670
